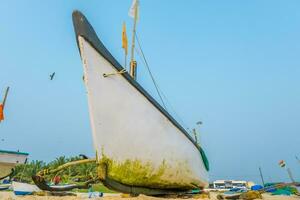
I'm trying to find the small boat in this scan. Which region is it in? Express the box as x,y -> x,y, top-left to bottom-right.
12,181 -> 41,196
0,183 -> 10,191
0,150 -> 28,180
72,8 -> 209,195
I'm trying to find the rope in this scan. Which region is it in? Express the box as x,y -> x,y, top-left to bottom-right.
134,34 -> 190,130
159,90 -> 190,130
134,34 -> 167,110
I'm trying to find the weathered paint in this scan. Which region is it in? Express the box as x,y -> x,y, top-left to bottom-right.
78,33 -> 209,189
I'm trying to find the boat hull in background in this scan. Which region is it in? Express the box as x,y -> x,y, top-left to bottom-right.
0,184 -> 10,191
0,150 -> 28,179
12,181 -> 41,196
73,11 -> 209,192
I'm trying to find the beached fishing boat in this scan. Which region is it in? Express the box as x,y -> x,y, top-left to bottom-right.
12,181 -> 41,196
72,8 -> 209,195
0,150 -> 28,180
0,183 -> 10,191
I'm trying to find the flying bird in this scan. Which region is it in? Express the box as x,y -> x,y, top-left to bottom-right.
50,72 -> 56,80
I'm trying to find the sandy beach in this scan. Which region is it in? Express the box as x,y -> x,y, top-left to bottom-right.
1,191 -> 299,200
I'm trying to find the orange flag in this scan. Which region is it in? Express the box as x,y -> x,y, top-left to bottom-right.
0,104 -> 4,121
122,22 -> 128,55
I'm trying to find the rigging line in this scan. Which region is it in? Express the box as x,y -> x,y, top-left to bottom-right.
134,36 -> 189,130
159,88 -> 190,131
134,48 -> 167,109
134,34 -> 167,110
135,47 -> 189,131
134,34 -> 190,130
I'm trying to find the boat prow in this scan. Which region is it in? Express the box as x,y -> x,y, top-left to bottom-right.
0,150 -> 28,180
72,10 -> 209,194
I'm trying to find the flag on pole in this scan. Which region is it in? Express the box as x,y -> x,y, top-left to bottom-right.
0,104 -> 4,121
279,160 -> 286,168
128,0 -> 139,20
122,22 -> 128,55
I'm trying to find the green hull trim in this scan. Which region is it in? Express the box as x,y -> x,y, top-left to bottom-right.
0,150 -> 29,156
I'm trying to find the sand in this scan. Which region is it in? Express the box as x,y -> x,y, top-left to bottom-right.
1,191 -> 300,200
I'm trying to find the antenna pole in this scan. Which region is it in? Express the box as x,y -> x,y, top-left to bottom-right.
130,1 -> 138,80
280,160 -> 296,183
192,128 -> 198,145
287,168 -> 295,183
259,167 -> 265,186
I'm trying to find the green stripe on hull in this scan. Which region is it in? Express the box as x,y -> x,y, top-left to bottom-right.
0,150 -> 29,156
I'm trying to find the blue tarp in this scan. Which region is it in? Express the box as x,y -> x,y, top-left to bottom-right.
251,185 -> 263,191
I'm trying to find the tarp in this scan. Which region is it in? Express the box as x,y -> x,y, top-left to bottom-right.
264,184 -> 299,196
272,189 -> 291,196
251,185 -> 263,191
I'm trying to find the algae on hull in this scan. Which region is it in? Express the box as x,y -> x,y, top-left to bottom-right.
98,154 -> 199,190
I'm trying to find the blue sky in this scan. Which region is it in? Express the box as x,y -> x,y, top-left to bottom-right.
1,0 -> 300,184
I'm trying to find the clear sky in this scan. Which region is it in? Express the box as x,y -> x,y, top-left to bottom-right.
0,0 -> 300,184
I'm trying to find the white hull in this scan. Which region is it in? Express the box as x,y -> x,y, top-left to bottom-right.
12,181 -> 41,195
0,184 -> 10,191
0,164 -> 14,178
0,150 -> 28,178
73,11 -> 209,191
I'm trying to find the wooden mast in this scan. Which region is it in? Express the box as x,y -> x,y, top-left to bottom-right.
130,0 -> 138,80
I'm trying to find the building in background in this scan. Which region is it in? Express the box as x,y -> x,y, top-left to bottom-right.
213,180 -> 248,190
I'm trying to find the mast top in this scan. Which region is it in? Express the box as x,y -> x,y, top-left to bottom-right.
129,0 -> 139,80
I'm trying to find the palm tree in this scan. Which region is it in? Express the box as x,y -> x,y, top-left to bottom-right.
11,156 -> 97,184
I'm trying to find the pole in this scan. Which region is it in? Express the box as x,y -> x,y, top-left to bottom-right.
130,1 -> 138,80
259,167 -> 265,186
0,87 -> 9,123
130,2 -> 137,63
287,168 -> 295,183
2,87 -> 9,108
124,54 -> 127,70
192,128 -> 198,145
196,121 -> 202,145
